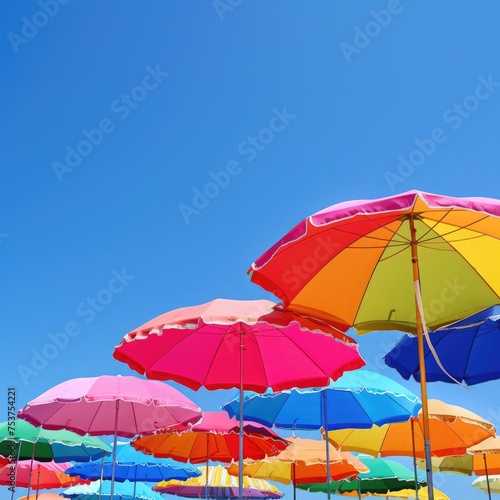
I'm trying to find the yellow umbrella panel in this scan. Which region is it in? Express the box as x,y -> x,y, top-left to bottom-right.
154,465 -> 283,498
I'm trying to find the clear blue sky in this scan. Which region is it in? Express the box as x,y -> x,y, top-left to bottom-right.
2,1 -> 500,499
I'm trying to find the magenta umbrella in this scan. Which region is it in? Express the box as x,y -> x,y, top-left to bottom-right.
113,298 -> 365,500
18,375 -> 203,500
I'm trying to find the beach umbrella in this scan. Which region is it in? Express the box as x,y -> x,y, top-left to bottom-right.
326,399 -> 495,459
222,369 -> 421,430
417,436 -> 500,500
132,412 -> 287,463
226,437 -> 369,500
66,441 -> 201,482
327,399 -> 494,500
114,298 -> 365,500
18,375 -> 203,500
18,494 -> 65,500
0,420 -> 111,462
385,305 -> 500,386
154,465 -> 283,499
62,479 -> 163,500
473,474 -> 500,495
0,420 -> 110,500
223,369 -> 420,500
360,486 -> 450,499
297,454 -> 425,499
247,189 -> 500,500
0,460 -> 89,488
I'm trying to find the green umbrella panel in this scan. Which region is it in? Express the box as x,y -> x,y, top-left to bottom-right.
297,455 -> 426,496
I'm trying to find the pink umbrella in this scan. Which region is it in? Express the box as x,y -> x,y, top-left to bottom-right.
0,459 -> 88,488
113,298 -> 365,500
18,375 -> 203,500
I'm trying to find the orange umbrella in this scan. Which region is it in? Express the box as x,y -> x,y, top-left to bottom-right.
132,412 -> 287,463
326,399 -> 495,459
226,437 -> 368,500
417,436 -> 500,500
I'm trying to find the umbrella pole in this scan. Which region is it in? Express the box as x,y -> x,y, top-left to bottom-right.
483,452 -> 492,500
357,479 -> 361,500
35,464 -> 40,500
206,437 -> 209,500
110,399 -> 120,500
410,214 -> 434,500
323,391 -> 331,500
239,326 -> 245,500
411,419 -> 419,500
292,462 -> 296,500
99,450 -> 105,500
26,443 -> 35,500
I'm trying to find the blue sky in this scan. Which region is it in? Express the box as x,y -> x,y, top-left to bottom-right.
2,1 -> 500,499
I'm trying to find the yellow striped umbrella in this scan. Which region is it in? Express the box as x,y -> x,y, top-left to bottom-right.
154,465 -> 283,498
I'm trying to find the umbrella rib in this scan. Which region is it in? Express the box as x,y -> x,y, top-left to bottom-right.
419,211 -> 492,242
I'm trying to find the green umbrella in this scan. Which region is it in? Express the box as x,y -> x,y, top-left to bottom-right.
297,454 -> 426,499
0,420 -> 111,462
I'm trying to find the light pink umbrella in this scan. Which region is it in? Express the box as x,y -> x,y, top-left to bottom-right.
113,298 -> 365,500
18,375 -> 203,500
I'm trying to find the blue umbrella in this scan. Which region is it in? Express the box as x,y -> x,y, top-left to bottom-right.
222,370 -> 420,500
66,442 -> 201,482
384,305 -> 500,386
222,369 -> 421,430
62,479 -> 163,500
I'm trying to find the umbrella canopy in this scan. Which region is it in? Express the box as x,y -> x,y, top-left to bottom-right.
154,465 -> 283,499
418,453 -> 500,477
131,412 -> 288,463
247,190 -> 500,499
114,299 -> 364,500
385,305 -> 500,386
17,375 -> 203,437
297,454 -> 425,495
326,399 -> 496,458
62,479 -> 163,500
18,495 -> 66,500
417,436 -> 500,500
113,298 -> 364,393
473,475 -> 500,494
222,369 -> 421,430
17,375 -> 203,500
363,486 -> 450,499
0,420 -> 111,463
248,190 -> 500,333
0,460 -> 89,488
226,437 -> 369,484
66,441 -> 201,482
